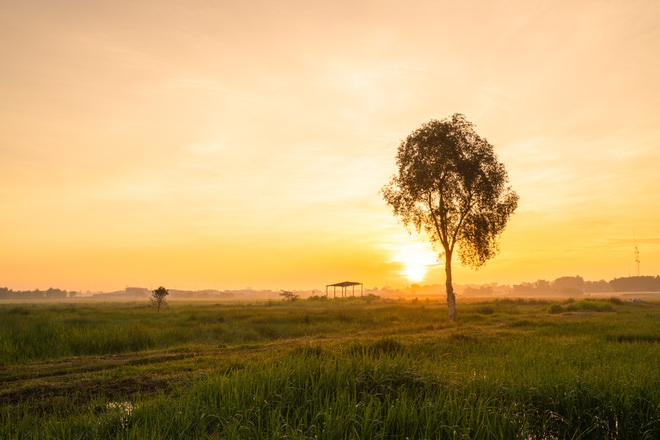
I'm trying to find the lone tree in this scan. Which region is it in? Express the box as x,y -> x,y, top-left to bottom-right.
150,286 -> 169,313
382,114 -> 518,321
279,290 -> 300,302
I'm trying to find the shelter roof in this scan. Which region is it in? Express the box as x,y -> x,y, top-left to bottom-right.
326,281 -> 362,287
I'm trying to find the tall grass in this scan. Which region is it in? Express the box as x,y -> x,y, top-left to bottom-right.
1,298 -> 658,438
0,300 -> 448,364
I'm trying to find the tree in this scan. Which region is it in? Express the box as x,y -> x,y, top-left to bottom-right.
279,290 -> 300,302
382,114 -> 518,321
553,276 -> 585,295
150,286 -> 169,313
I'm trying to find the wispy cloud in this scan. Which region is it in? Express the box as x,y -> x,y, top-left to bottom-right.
1,0 -> 659,290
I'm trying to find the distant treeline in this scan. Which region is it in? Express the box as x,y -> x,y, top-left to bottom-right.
0,287 -> 73,300
609,276 -> 660,292
2,276 -> 660,300
493,275 -> 660,296
505,276 -> 606,296
456,275 -> 660,297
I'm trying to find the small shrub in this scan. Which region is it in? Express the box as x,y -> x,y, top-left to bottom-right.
549,304 -> 564,314
607,296 -> 624,305
565,300 -> 613,313
475,305 -> 495,315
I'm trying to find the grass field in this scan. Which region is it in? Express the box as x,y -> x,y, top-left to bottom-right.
1,297 -> 658,439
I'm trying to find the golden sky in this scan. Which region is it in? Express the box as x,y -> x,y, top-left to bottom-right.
2,0 -> 659,292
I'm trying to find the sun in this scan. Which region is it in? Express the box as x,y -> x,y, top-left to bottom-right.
391,241 -> 438,283
401,263 -> 428,283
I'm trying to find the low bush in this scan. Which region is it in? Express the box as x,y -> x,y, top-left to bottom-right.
549,303 -> 564,314
564,300 -> 613,313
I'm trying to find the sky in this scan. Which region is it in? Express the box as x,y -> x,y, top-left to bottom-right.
2,0 -> 659,293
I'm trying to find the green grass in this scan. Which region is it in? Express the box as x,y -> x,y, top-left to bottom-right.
0,298 -> 658,439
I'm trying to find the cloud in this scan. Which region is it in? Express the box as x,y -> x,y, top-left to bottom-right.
2,0 -> 660,290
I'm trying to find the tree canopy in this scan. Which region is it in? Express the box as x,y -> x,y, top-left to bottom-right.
151,286 -> 169,313
382,114 -> 518,321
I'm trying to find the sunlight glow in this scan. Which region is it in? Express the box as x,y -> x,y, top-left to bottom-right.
1,1 -> 659,291
391,241 -> 439,283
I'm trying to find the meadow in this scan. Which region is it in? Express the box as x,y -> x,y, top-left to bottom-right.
0,297 -> 658,439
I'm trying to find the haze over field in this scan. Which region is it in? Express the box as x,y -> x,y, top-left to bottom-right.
2,0 -> 659,292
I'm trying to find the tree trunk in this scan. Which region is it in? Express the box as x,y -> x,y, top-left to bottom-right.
445,251 -> 456,322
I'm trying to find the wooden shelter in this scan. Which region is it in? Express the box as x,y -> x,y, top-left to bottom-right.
326,281 -> 363,298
